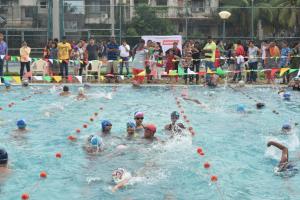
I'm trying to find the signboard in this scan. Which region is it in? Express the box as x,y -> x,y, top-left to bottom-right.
141,35 -> 182,54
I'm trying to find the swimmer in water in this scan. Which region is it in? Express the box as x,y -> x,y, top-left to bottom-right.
282,92 -> 291,101
164,111 -> 185,136
101,120 -> 112,135
84,135 -> 104,154
236,104 -> 246,113
22,79 -> 29,87
0,148 -> 10,179
256,102 -> 265,109
126,122 -> 137,139
111,168 -> 132,192
16,119 -> 28,132
76,87 -> 87,100
143,124 -> 158,141
267,141 -> 297,174
4,81 -> 11,90
282,124 -> 292,134
60,86 -> 71,96
134,112 -> 145,135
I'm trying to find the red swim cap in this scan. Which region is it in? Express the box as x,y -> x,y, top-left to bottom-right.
145,124 -> 157,133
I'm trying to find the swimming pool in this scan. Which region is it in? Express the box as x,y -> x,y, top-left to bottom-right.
0,85 -> 300,200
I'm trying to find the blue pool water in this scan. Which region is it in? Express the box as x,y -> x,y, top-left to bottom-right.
0,85 -> 300,200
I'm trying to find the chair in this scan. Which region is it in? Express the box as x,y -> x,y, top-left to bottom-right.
31,59 -> 48,77
85,60 -> 102,82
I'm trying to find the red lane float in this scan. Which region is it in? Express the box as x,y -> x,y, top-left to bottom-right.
21,193 -> 30,200
210,175 -> 218,182
40,171 -> 47,178
55,152 -> 62,158
204,162 -> 210,169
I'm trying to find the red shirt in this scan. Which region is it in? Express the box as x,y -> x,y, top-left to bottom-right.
235,45 -> 245,56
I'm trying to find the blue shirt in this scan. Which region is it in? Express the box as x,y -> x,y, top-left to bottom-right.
0,41 -> 7,55
279,47 -> 291,67
107,42 -> 119,60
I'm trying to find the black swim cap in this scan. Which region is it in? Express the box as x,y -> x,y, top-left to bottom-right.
256,102 -> 265,109
0,148 -> 8,165
63,86 -> 69,92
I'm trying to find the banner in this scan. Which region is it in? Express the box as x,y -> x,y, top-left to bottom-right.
141,35 -> 182,55
75,76 -> 82,83
279,68 -> 290,76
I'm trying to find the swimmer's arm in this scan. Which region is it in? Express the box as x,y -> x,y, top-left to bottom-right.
112,179 -> 129,192
164,124 -> 171,130
267,141 -> 288,164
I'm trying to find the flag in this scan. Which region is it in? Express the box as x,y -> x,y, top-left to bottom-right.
33,76 -> 43,81
52,76 -> 62,82
288,68 -> 298,74
43,76 -> 52,82
279,68 -> 290,76
12,76 -> 21,84
187,68 -> 196,75
75,76 -> 82,83
207,68 -> 214,74
137,71 -> 145,76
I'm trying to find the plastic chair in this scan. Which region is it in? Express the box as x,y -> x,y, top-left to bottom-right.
85,60 -> 102,82
31,59 -> 47,77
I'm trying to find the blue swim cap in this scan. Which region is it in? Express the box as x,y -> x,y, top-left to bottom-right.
101,120 -> 112,131
127,122 -> 136,128
283,92 -> 291,100
171,111 -> 180,119
90,135 -> 103,147
17,119 -> 26,129
282,124 -> 291,130
0,148 -> 8,165
237,104 -> 246,112
4,81 -> 11,87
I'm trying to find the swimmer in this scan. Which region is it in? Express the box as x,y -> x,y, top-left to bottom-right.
237,80 -> 245,87
60,85 -> 71,96
111,168 -> 132,192
76,87 -> 87,100
164,111 -> 185,136
134,112 -> 144,135
101,120 -> 112,135
0,148 -> 10,177
143,124 -> 158,141
182,97 -> 208,108
22,79 -> 29,87
4,81 -> 11,90
267,141 -> 298,174
256,102 -> 265,109
282,124 -> 292,134
126,122 -> 137,139
84,135 -> 104,154
283,92 -> 291,101
236,104 -> 246,113
16,119 -> 28,132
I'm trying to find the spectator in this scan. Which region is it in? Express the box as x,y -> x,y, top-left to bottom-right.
290,42 -> 300,80
279,41 -> 291,84
77,41 -> 85,76
43,39 -> 52,59
182,52 -> 193,84
265,41 -> 280,84
191,41 -> 201,84
152,42 -> 164,80
49,42 -> 58,75
119,40 -> 130,76
232,40 -> 245,82
57,36 -> 72,78
203,36 -> 217,84
131,39 -> 148,84
19,41 -> 31,81
86,38 -> 99,61
247,41 -> 260,83
0,32 -> 7,83
166,42 -> 182,74
226,43 -> 235,78
98,40 -> 107,59
71,46 -> 80,75
106,37 -> 119,75
165,49 -> 176,84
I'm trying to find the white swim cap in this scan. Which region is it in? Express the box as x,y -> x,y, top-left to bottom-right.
78,87 -> 84,94
112,168 -> 132,184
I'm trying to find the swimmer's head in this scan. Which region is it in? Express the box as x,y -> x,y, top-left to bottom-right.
127,122 -> 136,135
22,80 -> 29,87
4,81 -> 11,89
17,119 -> 27,129
237,104 -> 246,113
171,111 -> 180,122
256,102 -> 265,109
78,87 -> 84,95
238,80 -> 245,87
282,124 -> 292,132
134,111 -> 144,119
0,148 -> 8,166
112,168 -> 131,184
90,135 -> 103,148
144,124 -> 157,138
101,120 -> 112,132
63,85 -> 69,92
283,92 -> 291,100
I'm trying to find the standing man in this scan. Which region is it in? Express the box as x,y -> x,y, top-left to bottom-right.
19,41 -> 31,81
86,38 -> 99,62
247,41 -> 260,83
119,40 -> 130,76
203,36 -> 217,84
0,33 -> 7,83
57,36 -> 72,79
106,37 -> 119,75
166,42 -> 182,72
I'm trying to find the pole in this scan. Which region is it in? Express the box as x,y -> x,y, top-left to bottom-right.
119,3 -> 122,44
251,0 -> 254,40
222,20 -> 225,41
111,0 -> 115,36
185,1 -> 188,40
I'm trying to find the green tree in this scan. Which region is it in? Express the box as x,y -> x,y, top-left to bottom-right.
126,5 -> 175,36
272,0 -> 300,28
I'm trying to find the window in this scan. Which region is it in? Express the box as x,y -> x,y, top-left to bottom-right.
24,7 -> 34,18
191,0 -> 205,12
40,1 -> 47,9
156,0 -> 167,6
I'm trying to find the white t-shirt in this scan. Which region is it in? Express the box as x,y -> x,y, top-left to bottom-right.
119,44 -> 130,57
248,46 -> 259,63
